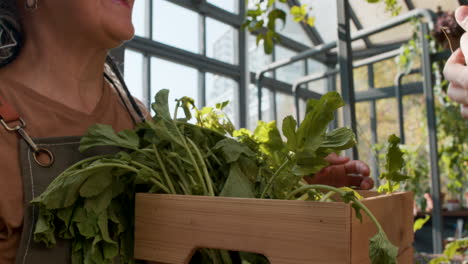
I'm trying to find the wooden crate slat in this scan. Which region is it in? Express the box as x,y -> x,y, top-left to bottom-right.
351,192 -> 414,264
135,194 -> 351,264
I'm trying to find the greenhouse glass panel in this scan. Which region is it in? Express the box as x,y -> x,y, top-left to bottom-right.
350,22 -> 367,50
275,46 -> 306,84
373,58 -> 398,88
276,92 -> 295,132
298,99 -> 307,122
247,85 -> 275,130
307,59 -> 327,94
376,98 -> 399,143
206,18 -> 238,65
247,34 -> 273,76
355,102 -> 373,168
152,0 -> 199,54
124,49 -> 146,104
301,0 -> 337,43
132,0 -> 148,38
275,2 -> 314,46
403,95 -> 427,147
207,0 -> 239,14
349,0 -> 412,45
412,0 -> 458,12
353,65 -> 369,92
206,73 -> 239,127
150,58 -> 198,116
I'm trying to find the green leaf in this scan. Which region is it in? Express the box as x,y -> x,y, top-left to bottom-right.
293,92 -> 349,175
282,115 -> 297,151
413,215 -> 430,232
33,209 -> 57,248
385,135 -> 405,174
319,127 -> 356,150
267,0 -> 275,8
79,125 -> 140,152
443,239 -> 468,259
306,17 -> 315,27
213,138 -> 256,163
80,170 -> 113,198
84,185 -> 113,214
178,96 -> 195,120
220,163 -> 256,198
152,89 -> 173,121
215,101 -> 229,110
369,231 -> 398,264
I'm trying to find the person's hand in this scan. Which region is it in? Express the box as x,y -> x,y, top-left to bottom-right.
304,153 -> 374,190
443,6 -> 468,118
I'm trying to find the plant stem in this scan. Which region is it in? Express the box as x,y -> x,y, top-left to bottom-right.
186,137 -> 215,196
286,184 -> 384,232
152,144 -> 176,194
260,158 -> 291,199
320,191 -> 335,202
172,120 -> 209,194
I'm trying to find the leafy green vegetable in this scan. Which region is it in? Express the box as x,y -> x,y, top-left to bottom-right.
369,231 -> 398,264
429,238 -> 468,264
378,134 -> 410,194
32,89 -> 397,264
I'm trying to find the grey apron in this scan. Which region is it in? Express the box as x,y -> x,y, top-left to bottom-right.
11,70 -> 145,264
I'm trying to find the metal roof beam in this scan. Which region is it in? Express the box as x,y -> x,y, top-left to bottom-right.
348,5 -> 373,48
403,0 -> 415,10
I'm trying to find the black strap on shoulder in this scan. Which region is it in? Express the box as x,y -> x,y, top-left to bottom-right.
104,55 -> 146,124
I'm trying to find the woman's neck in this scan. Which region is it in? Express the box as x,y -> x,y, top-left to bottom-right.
2,17 -> 109,114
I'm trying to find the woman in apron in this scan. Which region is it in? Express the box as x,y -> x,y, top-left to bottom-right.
0,0 -> 373,263
0,0 -> 147,263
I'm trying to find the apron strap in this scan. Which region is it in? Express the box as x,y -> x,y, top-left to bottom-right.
0,94 -> 55,167
105,55 -> 146,124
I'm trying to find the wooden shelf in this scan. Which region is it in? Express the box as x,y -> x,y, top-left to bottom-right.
416,209 -> 468,218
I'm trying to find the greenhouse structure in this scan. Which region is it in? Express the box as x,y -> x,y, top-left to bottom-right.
113,0 -> 468,261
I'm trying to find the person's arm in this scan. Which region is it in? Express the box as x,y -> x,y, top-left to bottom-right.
304,153 -> 374,190
443,6 -> 468,119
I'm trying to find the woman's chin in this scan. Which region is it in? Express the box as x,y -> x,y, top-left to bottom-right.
104,26 -> 135,49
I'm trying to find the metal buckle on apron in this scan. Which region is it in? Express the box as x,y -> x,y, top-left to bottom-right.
1,118 -> 55,167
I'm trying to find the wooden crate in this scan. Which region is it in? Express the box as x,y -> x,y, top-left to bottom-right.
134,191 -> 414,264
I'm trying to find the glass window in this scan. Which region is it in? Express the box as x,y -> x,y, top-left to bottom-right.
355,102 -> 373,167
207,0 -> 239,14
353,66 -> 369,92
373,58 -> 398,88
307,59 -> 327,94
150,58 -> 198,116
349,0 -> 412,45
376,98 -> 399,143
247,85 -> 275,130
206,18 -> 238,65
403,95 -> 427,147
275,46 -> 306,84
124,49 -> 146,104
412,0 -> 458,11
152,0 -> 199,53
247,34 -> 273,75
275,2 -> 314,46
132,0 -> 148,37
298,98 -> 307,123
302,0 -> 337,42
205,73 -> 239,127
276,92 -> 295,132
